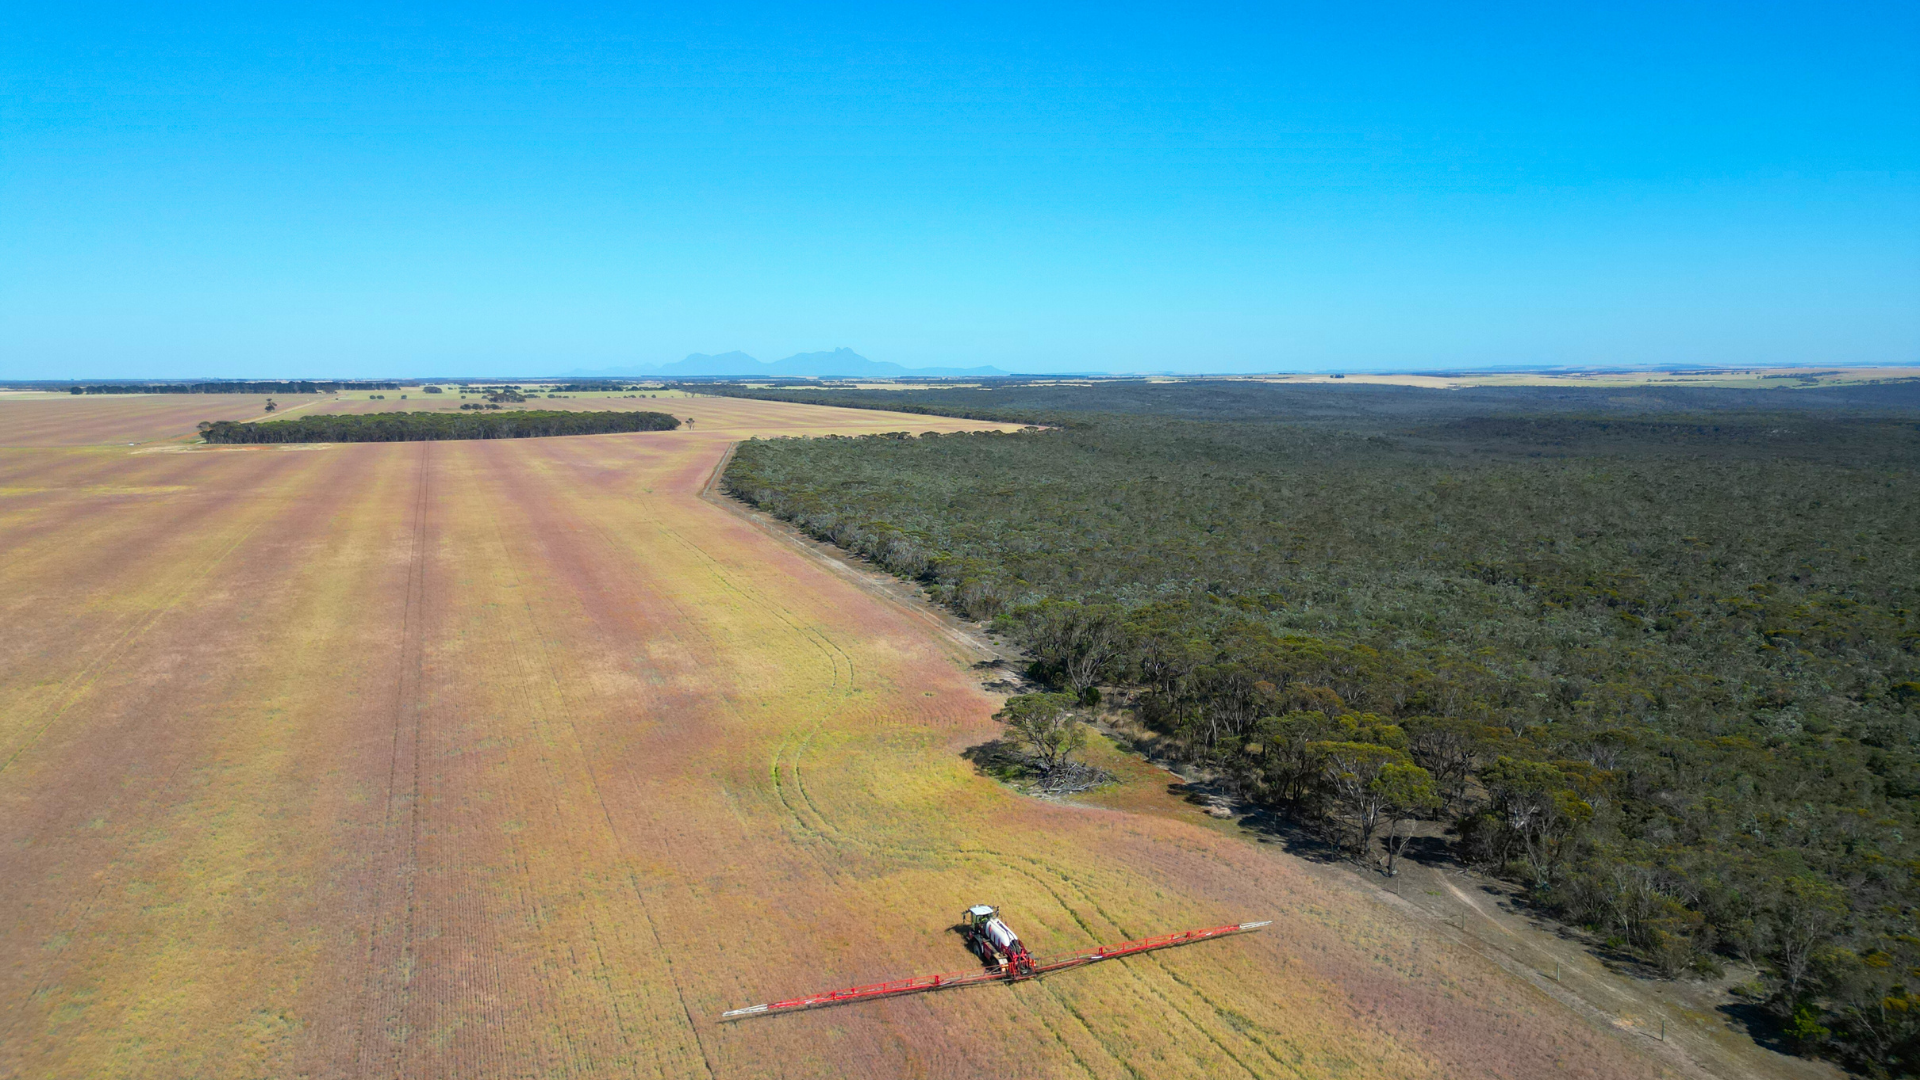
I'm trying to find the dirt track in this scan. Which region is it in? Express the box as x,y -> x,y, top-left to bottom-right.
1,396 -> 1676,1078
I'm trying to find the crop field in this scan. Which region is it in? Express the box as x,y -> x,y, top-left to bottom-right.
0,395 -> 1673,1079
0,394 -> 294,447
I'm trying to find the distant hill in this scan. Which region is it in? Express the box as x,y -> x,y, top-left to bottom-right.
564,349 -> 1005,379
663,351 -> 764,377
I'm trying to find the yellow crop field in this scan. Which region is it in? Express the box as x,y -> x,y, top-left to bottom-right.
0,395 -> 1672,1078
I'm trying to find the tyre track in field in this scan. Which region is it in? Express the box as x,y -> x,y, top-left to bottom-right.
596,513 -> 857,909
591,504 -> 858,870
996,847 -> 1307,1078
568,507 -> 851,909
342,444 -> 695,1078
991,842 -> 1368,1079
481,520 -> 682,1078
685,717 -> 1271,1080
590,497 -> 1160,1078
630,518 -> 1112,1074
480,452 -> 719,1079
353,442 -> 434,1078
484,439 -> 1000,1073
776,820 -> 1248,1078
1003,856 -> 1306,1074
507,436 -> 1316,1077
653,520 -> 858,851
701,446 -> 1390,1078
501,571 -> 718,1080
598,514 -> 837,866
684,752 -> 1265,1076
967,862 -> 1153,1078
346,448 -> 676,1079
963,847 -> 1279,1079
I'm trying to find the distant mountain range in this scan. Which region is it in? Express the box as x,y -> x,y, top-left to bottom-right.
564,348 -> 1006,379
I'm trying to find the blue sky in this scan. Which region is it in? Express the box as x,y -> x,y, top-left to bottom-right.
3,2 -> 1916,378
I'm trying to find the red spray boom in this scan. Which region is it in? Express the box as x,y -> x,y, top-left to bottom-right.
719,917 -> 1270,1021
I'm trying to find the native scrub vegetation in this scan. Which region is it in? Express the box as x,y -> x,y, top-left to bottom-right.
723,381 -> 1920,1075
198,409 -> 680,443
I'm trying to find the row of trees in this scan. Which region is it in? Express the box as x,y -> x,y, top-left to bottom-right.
199,409 -> 681,443
70,381 -> 401,394
722,393 -> 1920,1075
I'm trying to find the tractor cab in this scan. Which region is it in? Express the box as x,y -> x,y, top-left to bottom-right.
961,905 -> 1037,977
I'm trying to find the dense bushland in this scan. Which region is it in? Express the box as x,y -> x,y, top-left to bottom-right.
200,409 -> 680,443
720,383 -> 1920,1074
696,374 -> 1920,423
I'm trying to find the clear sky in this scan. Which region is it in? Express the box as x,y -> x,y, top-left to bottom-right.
3,2 -> 1916,378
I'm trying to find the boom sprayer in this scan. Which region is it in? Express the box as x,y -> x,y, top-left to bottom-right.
719,907 -> 1270,1021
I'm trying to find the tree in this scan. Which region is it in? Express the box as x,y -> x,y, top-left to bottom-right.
1404,715 -> 1492,812
1585,863 -> 1706,976
1770,876 -> 1847,1013
1232,711 -> 1338,811
1310,741 -> 1411,861
1125,604 -> 1210,697
1018,601 -> 1123,696
200,410 -> 680,444
995,692 -> 1087,772
1375,762 -> 1441,876
1468,757 -> 1593,889
1820,943 -> 1920,1074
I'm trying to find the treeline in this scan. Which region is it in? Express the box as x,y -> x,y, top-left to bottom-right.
70,381 -> 401,394
702,375 -> 1920,424
693,381 -> 1045,424
201,409 -> 680,443
722,387 -> 1920,1075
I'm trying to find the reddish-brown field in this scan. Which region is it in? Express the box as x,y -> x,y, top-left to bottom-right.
0,395 -> 1675,1079
0,393 -> 296,447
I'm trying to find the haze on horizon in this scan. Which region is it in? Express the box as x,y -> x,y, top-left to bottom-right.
2,2 -> 1916,381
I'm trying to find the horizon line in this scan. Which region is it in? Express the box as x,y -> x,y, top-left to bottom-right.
10,361 -> 1920,386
